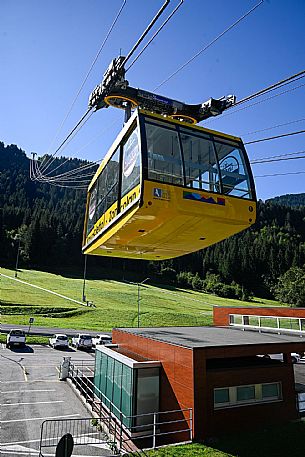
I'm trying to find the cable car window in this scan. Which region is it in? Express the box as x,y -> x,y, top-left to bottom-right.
87,185 -> 98,235
95,148 -> 120,222
180,130 -> 220,192
214,142 -> 252,199
145,122 -> 183,185
121,126 -> 141,198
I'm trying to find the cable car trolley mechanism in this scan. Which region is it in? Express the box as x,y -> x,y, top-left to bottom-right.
83,57 -> 257,260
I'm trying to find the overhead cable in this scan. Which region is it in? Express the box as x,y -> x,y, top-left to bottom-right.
242,116 -> 305,136
126,0 -> 184,72
154,0 -> 264,91
206,81 -> 305,124
121,0 -> 171,67
235,70 -> 305,107
251,149 -> 305,162
255,170 -> 305,178
43,0 -> 127,166
245,129 -> 305,145
38,108 -> 93,175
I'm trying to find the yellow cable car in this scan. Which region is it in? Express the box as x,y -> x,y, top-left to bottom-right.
82,109 -> 256,260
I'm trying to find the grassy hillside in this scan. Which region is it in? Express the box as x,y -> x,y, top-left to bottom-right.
0,267 -> 282,331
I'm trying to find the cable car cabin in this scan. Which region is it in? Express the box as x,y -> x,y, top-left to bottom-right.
82,109 -> 256,260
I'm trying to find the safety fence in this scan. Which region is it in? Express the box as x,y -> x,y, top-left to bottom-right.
63,359 -> 192,454
229,313 -> 305,337
39,416 -> 118,456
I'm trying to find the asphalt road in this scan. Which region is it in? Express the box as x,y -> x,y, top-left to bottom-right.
0,344 -> 113,456
0,324 -> 111,338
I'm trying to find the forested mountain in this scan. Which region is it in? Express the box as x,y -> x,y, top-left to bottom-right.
1,142 -> 305,301
266,193 -> 305,208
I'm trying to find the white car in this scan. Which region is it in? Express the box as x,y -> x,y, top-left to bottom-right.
71,334 -> 93,350
92,334 -> 112,347
6,329 -> 26,348
49,334 -> 69,349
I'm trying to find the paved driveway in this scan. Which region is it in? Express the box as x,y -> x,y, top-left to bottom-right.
0,344 -> 112,456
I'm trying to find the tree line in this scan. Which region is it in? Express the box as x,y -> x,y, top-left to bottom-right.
1,141 -> 305,305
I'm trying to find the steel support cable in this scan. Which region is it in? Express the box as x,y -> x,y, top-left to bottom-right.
245,129 -> 305,145
206,81 -> 305,123
40,160 -> 101,183
242,116 -> 305,137
255,170 -> 305,178
251,155 -> 305,164
251,149 -> 305,162
121,0 -> 171,67
37,108 -> 93,176
154,0 -> 264,91
39,116 -> 118,179
125,0 -> 184,72
235,70 -> 305,107
41,0 -> 127,168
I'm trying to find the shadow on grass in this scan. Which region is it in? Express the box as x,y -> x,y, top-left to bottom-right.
210,421 -> 305,457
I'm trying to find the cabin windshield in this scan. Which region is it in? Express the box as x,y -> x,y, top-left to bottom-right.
144,117 -> 254,199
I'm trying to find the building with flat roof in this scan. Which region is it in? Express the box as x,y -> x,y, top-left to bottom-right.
100,325 -> 305,442
92,325 -> 305,444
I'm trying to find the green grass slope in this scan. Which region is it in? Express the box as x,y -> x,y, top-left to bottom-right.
0,267 -> 282,331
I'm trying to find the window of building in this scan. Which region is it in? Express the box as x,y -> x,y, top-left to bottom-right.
237,385 -> 256,402
214,382 -> 282,409
214,388 -> 230,405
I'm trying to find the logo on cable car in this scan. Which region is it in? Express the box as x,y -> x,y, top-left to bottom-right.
153,188 -> 170,201
123,130 -> 139,177
183,191 -> 225,206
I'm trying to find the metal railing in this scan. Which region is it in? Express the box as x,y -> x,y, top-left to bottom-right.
39,417 -> 118,456
66,359 -> 192,453
229,313 -> 305,337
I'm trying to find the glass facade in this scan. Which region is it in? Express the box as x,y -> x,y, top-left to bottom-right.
145,117 -> 254,199
94,348 -> 159,431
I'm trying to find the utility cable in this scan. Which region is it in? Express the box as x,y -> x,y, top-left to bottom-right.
245,129 -> 305,145
126,0 -> 184,72
154,0 -> 264,91
206,81 -> 305,124
251,154 -> 305,165
42,0 -> 127,167
251,149 -> 305,162
255,170 -> 305,178
38,108 -> 93,176
242,117 -> 305,137
235,70 -> 305,107
121,0 -> 170,68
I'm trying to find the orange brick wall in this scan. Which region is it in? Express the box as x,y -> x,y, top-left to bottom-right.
112,329 -> 193,439
213,306 -> 305,326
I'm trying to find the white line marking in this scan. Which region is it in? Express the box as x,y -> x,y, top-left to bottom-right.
0,413 -> 80,423
0,432 -> 99,446
0,380 -> 59,383
0,272 -> 86,305
1,389 -> 56,394
0,445 -> 38,453
1,400 -> 64,406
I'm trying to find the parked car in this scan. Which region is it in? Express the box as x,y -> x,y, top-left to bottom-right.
291,353 -> 301,364
92,334 -> 112,347
49,334 -> 69,349
6,329 -> 26,348
71,334 -> 93,350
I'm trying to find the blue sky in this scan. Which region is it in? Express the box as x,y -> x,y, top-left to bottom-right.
1,0 -> 305,200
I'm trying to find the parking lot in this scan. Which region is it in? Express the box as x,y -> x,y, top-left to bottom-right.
0,343 -> 112,456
